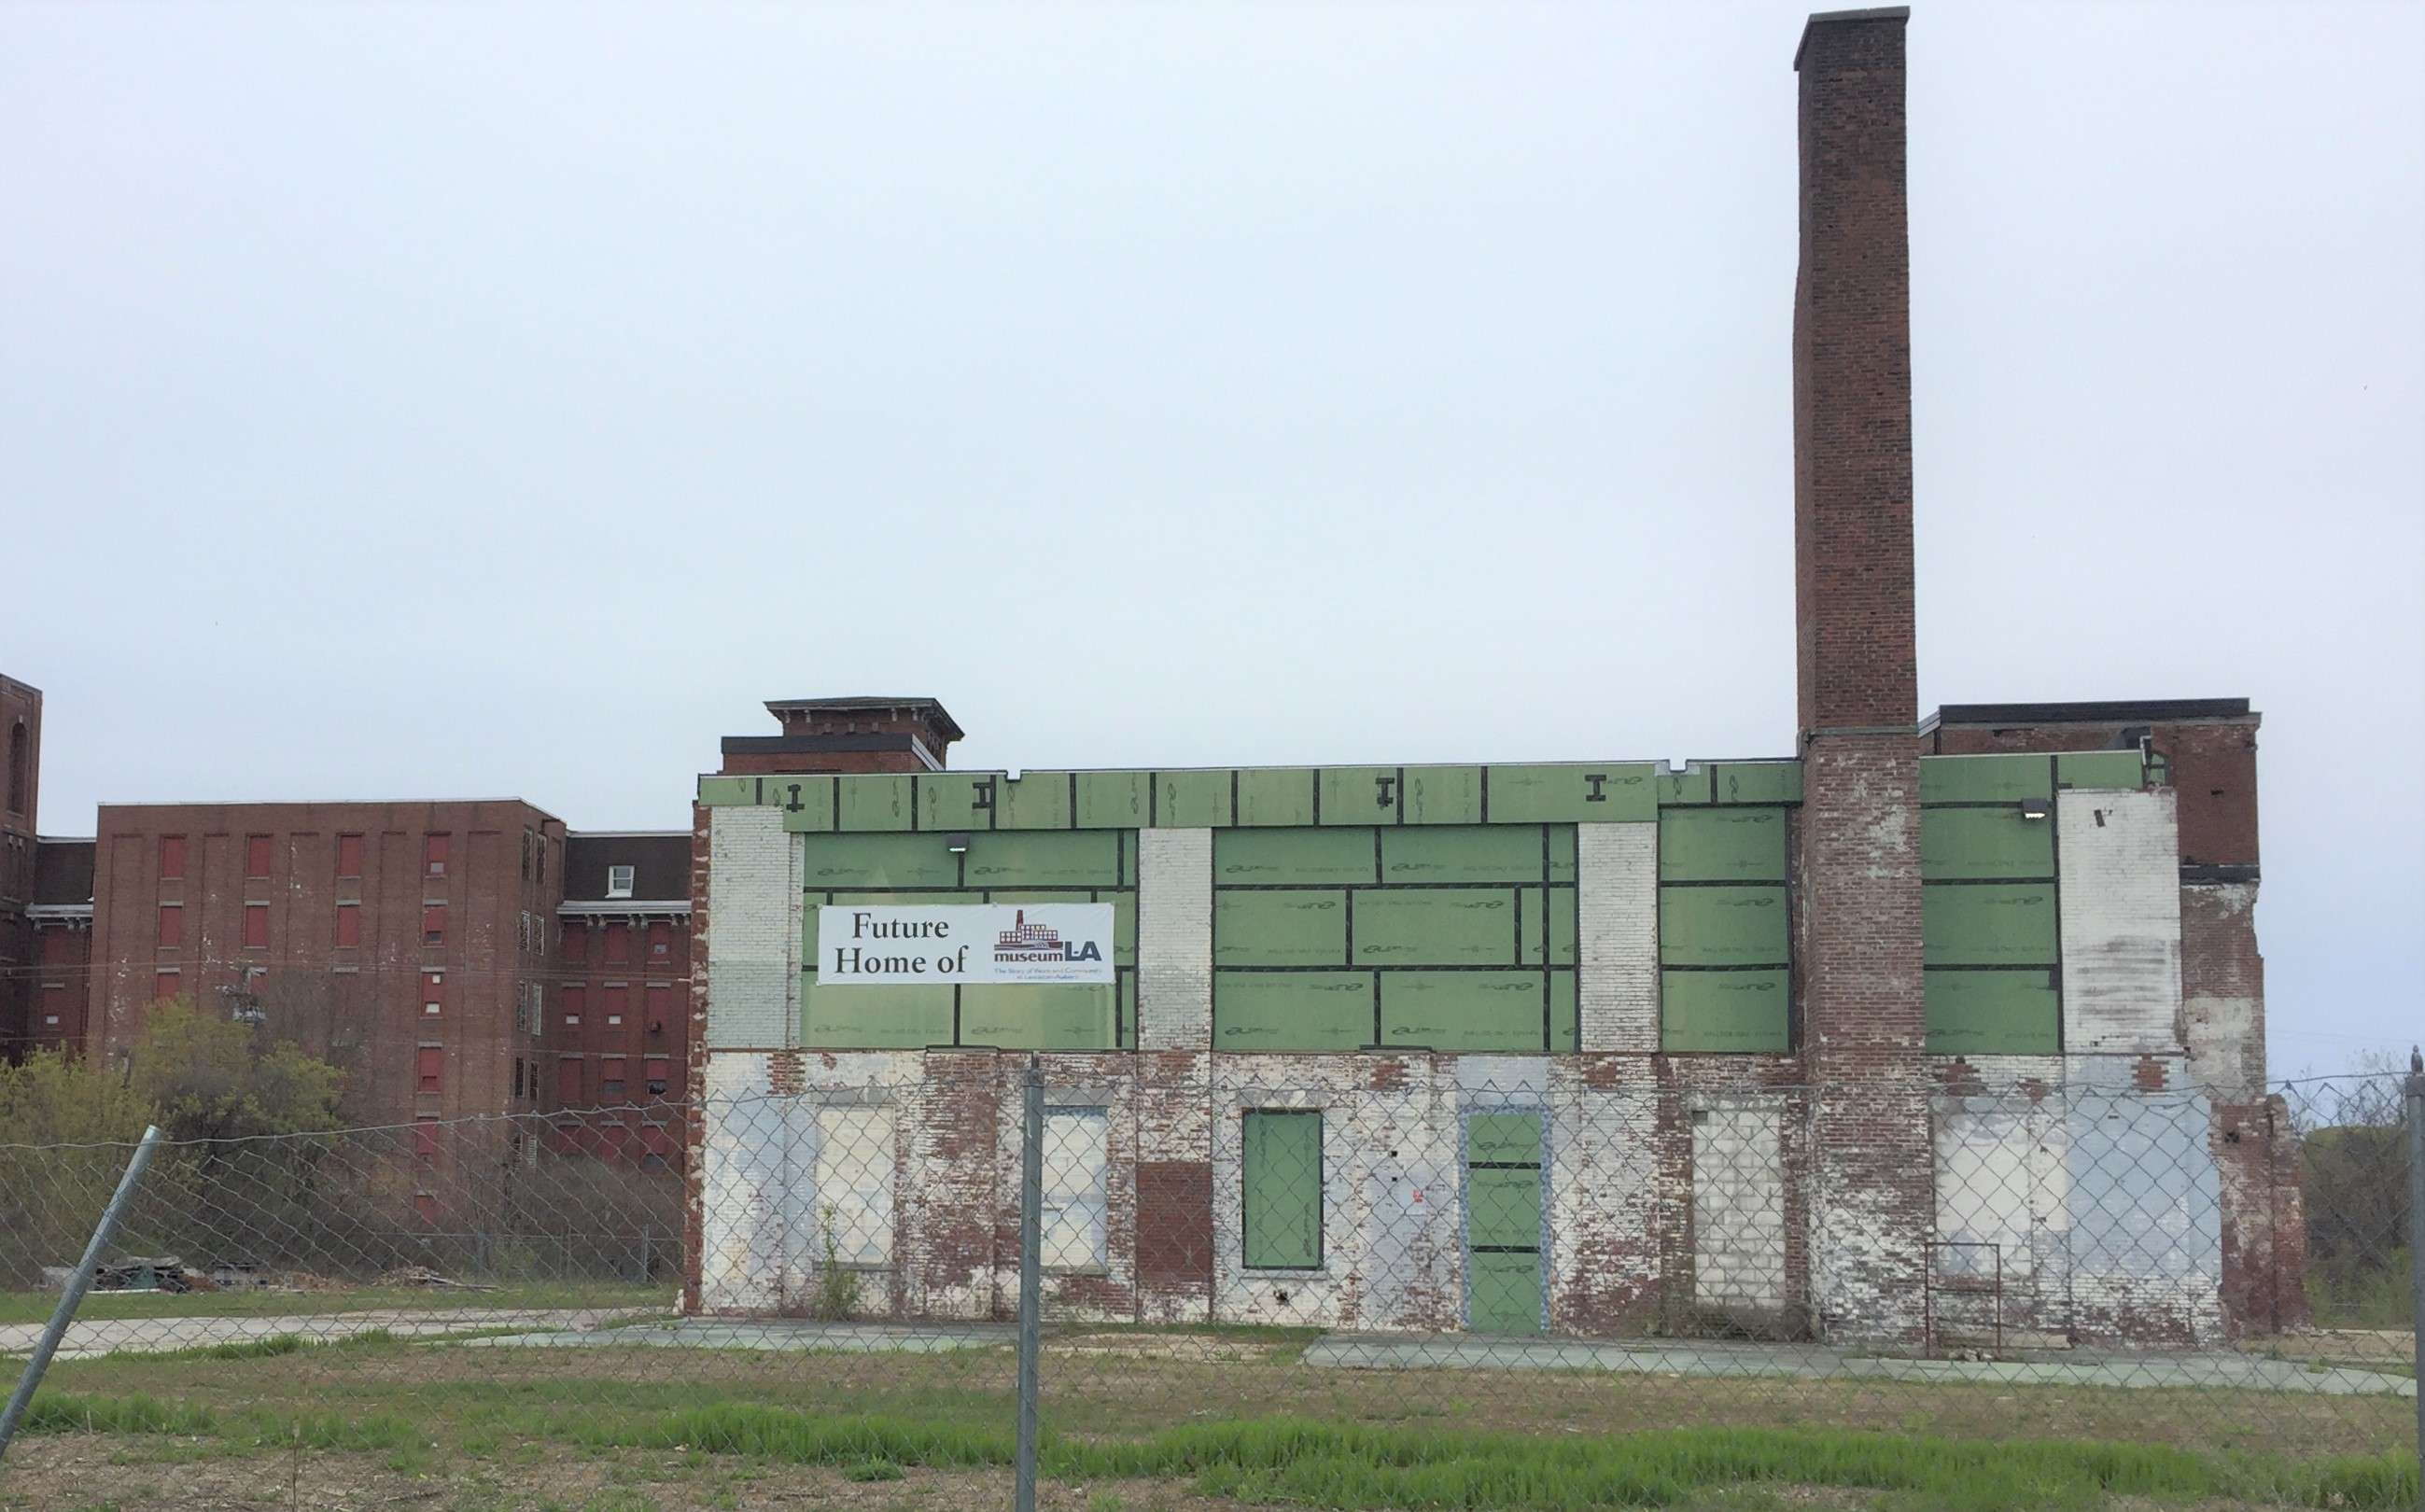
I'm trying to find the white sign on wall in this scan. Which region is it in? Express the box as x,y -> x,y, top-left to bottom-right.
815,904 -> 1114,986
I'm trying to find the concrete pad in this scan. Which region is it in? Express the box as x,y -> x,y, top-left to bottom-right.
0,1308 -> 655,1362
469,1319 -> 1015,1353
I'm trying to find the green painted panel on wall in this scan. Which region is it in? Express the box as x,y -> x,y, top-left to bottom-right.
1353,889 -> 1518,966
697,776 -> 757,807
1403,766 -> 1484,825
991,774 -> 1070,831
1661,971 -> 1790,1052
2056,751 -> 2147,790
1467,1169 -> 1542,1249
802,835 -> 960,890
1487,763 -> 1656,823
1548,887 -> 1576,966
1380,973 -> 1545,1051
959,984 -> 1118,1049
1319,767 -> 1403,827
964,830 -> 1122,889
1659,808 -> 1787,883
1235,768 -> 1318,827
1467,1249 -> 1542,1335
1548,826 -> 1577,882
1659,887 -> 1789,967
918,774 -> 992,833
836,775 -> 915,832
1716,763 -> 1803,805
1660,767 -> 1714,806
1925,969 -> 2060,1054
1214,891 -> 1347,966
1549,971 -> 1578,1052
1919,755 -> 2052,805
1241,1111 -> 1323,1267
802,980 -> 955,1048
1213,973 -> 1371,1050
1920,808 -> 2054,880
1923,885 -> 2058,966
1517,887 -> 1548,965
1468,1109 -> 1540,1166
1381,826 -> 1545,884
1072,771 -> 1148,831
1215,828 -> 1376,887
774,779 -> 839,833
1157,770 -> 1232,828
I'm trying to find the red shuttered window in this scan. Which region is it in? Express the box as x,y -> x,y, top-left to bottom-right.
243,904 -> 269,949
245,835 -> 273,878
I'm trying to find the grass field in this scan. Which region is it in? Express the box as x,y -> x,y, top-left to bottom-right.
2,1329 -> 2416,1512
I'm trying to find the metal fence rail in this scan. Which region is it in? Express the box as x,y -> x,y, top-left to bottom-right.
0,1067 -> 2415,1510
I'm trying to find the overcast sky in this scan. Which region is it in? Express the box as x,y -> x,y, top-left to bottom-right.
4,2 -> 2418,1076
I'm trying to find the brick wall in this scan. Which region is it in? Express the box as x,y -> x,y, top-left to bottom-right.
1577,822 -> 1657,1050
2056,789 -> 2184,1054
0,674 -> 40,1060
1135,829 -> 1212,1051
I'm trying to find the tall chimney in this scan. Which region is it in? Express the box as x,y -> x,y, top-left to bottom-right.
1790,7 -> 1931,1347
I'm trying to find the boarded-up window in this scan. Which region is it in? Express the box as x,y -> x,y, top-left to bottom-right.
245,835 -> 273,878
512,1057 -> 525,1099
414,1119 -> 440,1165
647,922 -> 671,959
242,904 -> 269,949
160,835 -> 186,879
422,905 -> 446,945
604,924 -> 629,963
1043,1109 -> 1109,1269
563,985 -> 584,1027
416,1046 -> 444,1093
423,972 -> 443,1016
601,1057 -> 626,1099
157,904 -> 183,947
815,1106 -> 895,1266
645,982 -> 672,1028
424,834 -> 449,876
154,970 -> 179,1001
644,1057 -> 670,1097
562,922 -> 586,960
41,983 -> 68,1031
1241,1111 -> 1323,1268
603,984 -> 626,1025
556,1058 -> 583,1103
336,833 -> 364,877
334,903 -> 360,947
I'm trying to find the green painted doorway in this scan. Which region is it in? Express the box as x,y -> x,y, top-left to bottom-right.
1465,1111 -> 1545,1335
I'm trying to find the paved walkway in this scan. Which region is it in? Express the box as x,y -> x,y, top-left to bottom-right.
0,1308 -> 650,1362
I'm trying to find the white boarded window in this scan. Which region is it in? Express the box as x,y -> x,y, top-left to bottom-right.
1042,1109 -> 1109,1270
814,1106 -> 895,1266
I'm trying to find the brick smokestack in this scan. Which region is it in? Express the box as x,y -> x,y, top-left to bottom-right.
1789,7 -> 1931,1345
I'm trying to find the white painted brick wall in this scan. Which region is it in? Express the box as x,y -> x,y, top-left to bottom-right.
1137,828 -> 1212,1051
1692,1099 -> 1787,1310
705,807 -> 801,1049
2058,789 -> 2182,1054
1577,823 -> 1658,1051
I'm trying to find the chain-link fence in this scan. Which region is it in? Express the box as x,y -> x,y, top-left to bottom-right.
1,1067 -> 2417,1510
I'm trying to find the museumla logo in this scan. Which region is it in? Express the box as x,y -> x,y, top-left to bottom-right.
993,910 -> 1102,966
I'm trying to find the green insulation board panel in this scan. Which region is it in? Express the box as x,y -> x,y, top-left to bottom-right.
1216,828 -> 1376,887
1658,887 -> 1790,968
1919,755 -> 2054,805
1925,970 -> 2061,1055
1214,891 -> 1348,967
1920,808 -> 2054,881
2056,751 -> 2150,790
1381,826 -> 1552,884
1380,972 -> 1555,1051
1241,1112 -> 1324,1268
1923,884 -> 2058,967
801,982 -> 955,1049
1213,973 -> 1374,1051
1660,971 -> 1791,1052
1353,889 -> 1523,967
1659,808 -> 1788,883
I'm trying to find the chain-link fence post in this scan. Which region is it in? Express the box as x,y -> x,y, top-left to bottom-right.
1016,1057 -> 1044,1512
0,1124 -> 165,1464
2404,1046 -> 2424,1507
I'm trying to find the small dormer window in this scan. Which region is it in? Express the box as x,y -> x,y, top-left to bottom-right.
607,864 -> 635,899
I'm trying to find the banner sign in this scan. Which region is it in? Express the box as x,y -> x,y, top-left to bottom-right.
816,904 -> 1114,986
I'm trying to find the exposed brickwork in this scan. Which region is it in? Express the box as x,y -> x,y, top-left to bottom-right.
83,800 -> 565,1131
2057,789 -> 2183,1055
1135,829 -> 1212,1051
0,674 -> 40,1060
1577,822 -> 1658,1051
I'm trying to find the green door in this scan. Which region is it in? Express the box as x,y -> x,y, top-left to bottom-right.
1465,1112 -> 1544,1335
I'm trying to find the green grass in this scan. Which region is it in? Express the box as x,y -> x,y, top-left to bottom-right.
18,1396 -> 2418,1510
0,1281 -> 666,1325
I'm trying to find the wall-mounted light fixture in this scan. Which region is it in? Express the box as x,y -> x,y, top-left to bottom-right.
2019,799 -> 2051,821
945,832 -> 972,854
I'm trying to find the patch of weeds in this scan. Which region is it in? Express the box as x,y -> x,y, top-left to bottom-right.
846,1458 -> 907,1482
